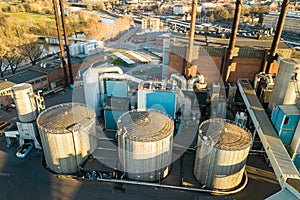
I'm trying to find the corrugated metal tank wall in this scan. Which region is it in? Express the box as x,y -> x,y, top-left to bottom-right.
11,83 -> 37,122
37,103 -> 97,174
117,110 -> 174,182
194,119 -> 252,190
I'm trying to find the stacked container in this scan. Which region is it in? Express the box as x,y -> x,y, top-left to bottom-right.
271,105 -> 300,145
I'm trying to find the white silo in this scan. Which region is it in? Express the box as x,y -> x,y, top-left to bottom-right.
37,103 -> 97,174
194,119 -> 252,190
268,58 -> 300,110
117,110 -> 174,182
11,83 -> 37,122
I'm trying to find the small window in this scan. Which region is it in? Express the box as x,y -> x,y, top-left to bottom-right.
41,77 -> 47,81
284,117 -> 290,125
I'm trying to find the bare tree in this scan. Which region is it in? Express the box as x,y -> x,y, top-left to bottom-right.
20,42 -> 45,66
0,13 -> 35,75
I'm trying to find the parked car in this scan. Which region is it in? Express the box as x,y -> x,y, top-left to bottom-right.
16,143 -> 33,159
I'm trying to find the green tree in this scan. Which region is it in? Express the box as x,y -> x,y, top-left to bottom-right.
66,15 -> 84,38
214,7 -> 229,21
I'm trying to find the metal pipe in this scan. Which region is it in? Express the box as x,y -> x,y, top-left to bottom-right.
223,0 -> 242,82
83,170 -> 248,195
52,0 -> 68,85
263,0 -> 291,73
83,66 -> 123,115
254,72 -> 274,90
170,74 -> 187,90
99,73 -> 143,96
188,74 -> 205,90
58,0 -> 74,86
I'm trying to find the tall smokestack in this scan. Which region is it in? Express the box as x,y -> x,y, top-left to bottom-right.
59,0 -> 74,87
263,0 -> 291,74
222,0 -> 242,82
184,0 -> 197,78
52,0 -> 68,86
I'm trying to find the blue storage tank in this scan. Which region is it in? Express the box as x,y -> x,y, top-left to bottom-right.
106,80 -> 128,97
271,105 -> 300,132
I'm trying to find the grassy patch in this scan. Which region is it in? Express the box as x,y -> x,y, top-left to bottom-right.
112,59 -> 130,67
9,12 -> 54,22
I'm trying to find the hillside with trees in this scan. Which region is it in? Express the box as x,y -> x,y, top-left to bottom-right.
0,0 -> 133,76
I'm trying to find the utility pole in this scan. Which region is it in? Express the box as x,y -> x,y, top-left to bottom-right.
52,0 -> 68,86
222,0 -> 242,82
263,0 -> 290,74
59,0 -> 74,87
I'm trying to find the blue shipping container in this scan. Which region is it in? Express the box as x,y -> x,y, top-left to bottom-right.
278,128 -> 296,145
271,105 -> 300,132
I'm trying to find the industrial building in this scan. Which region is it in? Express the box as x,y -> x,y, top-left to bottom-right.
1,2 -> 300,199
0,80 -> 15,107
141,17 -> 161,31
1,70 -> 49,92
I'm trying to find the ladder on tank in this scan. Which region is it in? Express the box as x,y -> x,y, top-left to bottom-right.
35,91 -> 45,113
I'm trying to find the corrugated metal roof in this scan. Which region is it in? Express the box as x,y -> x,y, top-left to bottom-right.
37,103 -> 96,134
199,119 -> 252,151
277,105 -> 300,115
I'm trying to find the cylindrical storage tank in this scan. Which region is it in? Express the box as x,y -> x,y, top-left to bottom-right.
117,110 -> 174,182
37,103 -> 97,174
11,83 -> 37,122
269,58 -> 300,110
194,119 -> 252,191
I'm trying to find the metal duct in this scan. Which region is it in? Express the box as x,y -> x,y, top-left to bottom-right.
170,73 -> 187,90
83,66 -> 123,116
